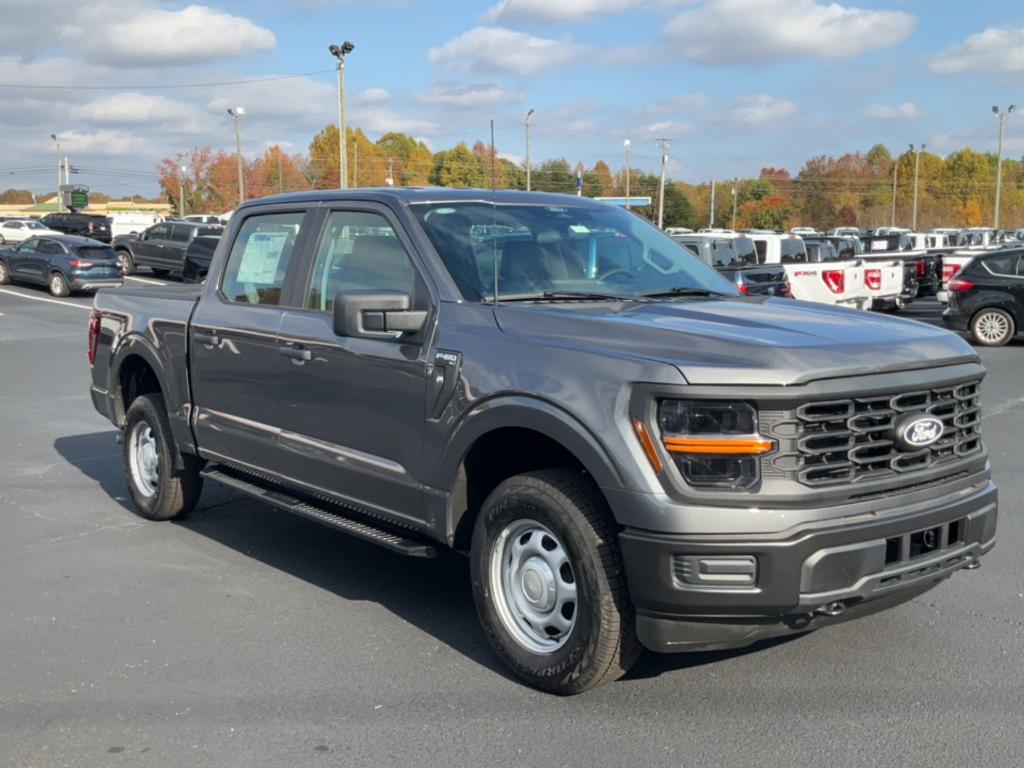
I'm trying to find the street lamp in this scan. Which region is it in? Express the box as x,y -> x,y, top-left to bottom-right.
50,133 -> 62,213
731,180 -> 738,230
329,41 -> 355,190
911,143 -> 925,231
992,105 -> 1016,230
525,108 -> 534,192
624,139 -> 631,210
227,107 -> 245,205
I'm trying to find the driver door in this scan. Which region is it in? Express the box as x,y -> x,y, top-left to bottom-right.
9,238 -> 39,281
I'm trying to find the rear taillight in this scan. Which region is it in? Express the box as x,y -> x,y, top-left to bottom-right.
915,259 -> 926,278
865,269 -> 882,290
948,277 -> 974,293
942,263 -> 960,282
822,269 -> 845,294
737,282 -> 749,295
88,222 -> 95,232
68,259 -> 94,269
88,310 -> 100,365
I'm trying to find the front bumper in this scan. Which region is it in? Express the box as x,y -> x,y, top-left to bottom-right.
619,480 -> 997,652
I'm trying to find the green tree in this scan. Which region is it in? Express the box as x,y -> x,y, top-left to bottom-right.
431,143 -> 485,188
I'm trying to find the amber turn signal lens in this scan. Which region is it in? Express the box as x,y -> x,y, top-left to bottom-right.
631,418 -> 664,474
663,436 -> 774,456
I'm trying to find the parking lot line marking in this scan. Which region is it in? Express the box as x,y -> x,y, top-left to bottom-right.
0,288 -> 91,310
126,276 -> 169,286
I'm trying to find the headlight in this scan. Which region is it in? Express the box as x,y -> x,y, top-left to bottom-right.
657,400 -> 773,489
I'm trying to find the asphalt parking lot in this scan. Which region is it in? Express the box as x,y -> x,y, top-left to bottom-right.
1,280 -> 1022,768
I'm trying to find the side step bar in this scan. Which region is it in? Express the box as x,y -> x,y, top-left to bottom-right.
201,466 -> 437,558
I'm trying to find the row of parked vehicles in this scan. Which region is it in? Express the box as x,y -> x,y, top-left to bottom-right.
0,211 -> 228,245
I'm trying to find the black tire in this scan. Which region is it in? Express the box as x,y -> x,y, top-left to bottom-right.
0,259 -> 10,284
970,308 -> 1015,347
49,271 -> 70,297
122,392 -> 203,521
470,469 -> 641,695
116,249 -> 135,275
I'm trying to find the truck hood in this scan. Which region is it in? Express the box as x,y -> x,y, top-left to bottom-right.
493,297 -> 978,385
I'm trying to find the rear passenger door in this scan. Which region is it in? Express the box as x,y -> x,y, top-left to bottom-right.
189,206 -> 315,473
167,225 -> 193,270
274,205 -> 435,527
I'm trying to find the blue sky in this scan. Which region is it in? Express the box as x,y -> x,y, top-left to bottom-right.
2,0 -> 1023,196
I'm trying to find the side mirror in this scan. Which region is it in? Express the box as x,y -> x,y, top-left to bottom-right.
332,290 -> 427,339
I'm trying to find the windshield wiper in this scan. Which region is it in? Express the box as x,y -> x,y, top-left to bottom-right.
633,287 -> 728,298
497,290 -> 634,302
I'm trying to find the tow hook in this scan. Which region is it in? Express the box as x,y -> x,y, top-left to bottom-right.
817,601 -> 846,617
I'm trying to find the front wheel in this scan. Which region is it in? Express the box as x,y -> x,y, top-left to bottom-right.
116,249 -> 135,275
49,272 -> 70,297
470,469 -> 641,694
970,308 -> 1015,347
123,392 -> 203,520
0,259 -> 10,284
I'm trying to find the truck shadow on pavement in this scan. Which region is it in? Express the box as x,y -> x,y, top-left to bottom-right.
54,431 -> 801,687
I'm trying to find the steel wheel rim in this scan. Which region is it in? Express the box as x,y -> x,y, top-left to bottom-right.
128,421 -> 159,498
489,518 -> 578,654
976,312 -> 1009,343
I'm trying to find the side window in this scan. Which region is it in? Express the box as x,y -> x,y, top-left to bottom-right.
38,240 -> 64,254
148,224 -> 171,240
220,211 -> 305,306
19,238 -> 40,252
9,221 -> 23,230
1016,256 -> 1024,278
307,210 -> 417,312
169,225 -> 192,243
983,253 -> 1016,277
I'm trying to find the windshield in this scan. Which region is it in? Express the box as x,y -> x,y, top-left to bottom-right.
26,221 -> 46,230
410,201 -> 736,301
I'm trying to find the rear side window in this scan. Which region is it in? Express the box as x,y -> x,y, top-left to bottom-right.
733,237 -> 762,265
220,211 -> 305,306
78,246 -> 117,260
307,210 -> 416,312
169,225 -> 192,243
197,226 -> 221,237
982,253 -> 1018,277
780,239 -> 807,263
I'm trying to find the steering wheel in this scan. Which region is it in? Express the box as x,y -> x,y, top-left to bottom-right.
598,268 -> 634,282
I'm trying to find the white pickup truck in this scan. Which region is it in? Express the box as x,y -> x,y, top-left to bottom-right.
809,236 -> 905,311
751,234 -> 869,310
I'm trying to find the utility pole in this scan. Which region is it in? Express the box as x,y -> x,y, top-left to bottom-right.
386,157 -> 394,186
178,165 -> 187,218
709,180 -> 716,228
890,160 -> 898,227
731,178 -> 738,230
64,157 -> 70,185
992,105 -> 1016,230
277,149 -> 284,194
911,143 -> 924,231
525,109 -> 534,191
624,139 -> 631,210
655,138 -> 671,229
329,42 -> 355,190
50,134 -> 61,213
227,108 -> 245,204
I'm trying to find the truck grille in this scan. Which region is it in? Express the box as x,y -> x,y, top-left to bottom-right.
765,381 -> 982,487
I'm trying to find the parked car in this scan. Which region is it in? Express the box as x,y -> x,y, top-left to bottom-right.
0,235 -> 122,296
0,219 -> 61,244
109,212 -> 163,239
670,232 -> 789,297
114,221 -> 223,276
181,235 -> 221,283
955,228 -> 996,248
40,212 -> 112,243
87,188 -> 996,694
942,248 -> 1024,346
751,233 -> 869,309
860,234 -> 941,300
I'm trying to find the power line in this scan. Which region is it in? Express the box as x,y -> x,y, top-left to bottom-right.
0,70 -> 335,91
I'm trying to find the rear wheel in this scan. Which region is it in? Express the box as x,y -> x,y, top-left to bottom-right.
123,392 -> 203,520
116,249 -> 135,275
49,272 -> 70,297
970,308 -> 1015,346
0,259 -> 9,284
470,469 -> 641,695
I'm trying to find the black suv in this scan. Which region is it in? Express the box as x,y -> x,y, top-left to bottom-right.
942,248 -> 1024,346
40,213 -> 112,243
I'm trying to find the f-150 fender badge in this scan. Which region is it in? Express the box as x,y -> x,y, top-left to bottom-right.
895,414 -> 944,450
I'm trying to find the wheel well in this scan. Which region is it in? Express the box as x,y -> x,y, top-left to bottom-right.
116,355 -> 161,425
451,427 -> 592,552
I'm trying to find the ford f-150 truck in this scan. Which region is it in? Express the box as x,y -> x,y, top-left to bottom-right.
88,189 -> 998,694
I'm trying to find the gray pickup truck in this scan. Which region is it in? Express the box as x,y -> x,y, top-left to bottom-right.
88,189 -> 997,694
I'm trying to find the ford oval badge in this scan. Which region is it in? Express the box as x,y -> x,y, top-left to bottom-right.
896,415 -> 944,450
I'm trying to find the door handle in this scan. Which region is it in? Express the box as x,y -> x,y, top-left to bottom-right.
194,331 -> 220,348
279,346 -> 312,362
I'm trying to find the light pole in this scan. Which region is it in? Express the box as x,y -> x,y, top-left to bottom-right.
227,107 -> 245,205
911,143 -> 925,231
178,165 -> 188,218
731,179 -> 738,230
624,139 -> 631,210
656,138 -> 670,229
524,109 -> 535,191
993,105 -> 1016,230
50,134 -> 61,212
890,158 -> 898,227
329,42 -> 355,190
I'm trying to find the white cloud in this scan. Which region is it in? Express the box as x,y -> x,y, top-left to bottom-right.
51,129 -> 155,156
70,93 -> 216,134
415,82 -> 524,108
482,0 -> 644,23
664,0 -> 915,64
863,101 -> 923,120
354,88 -> 392,105
929,26 -> 1024,75
727,95 -> 798,125
427,27 -> 586,75
64,4 -> 277,65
